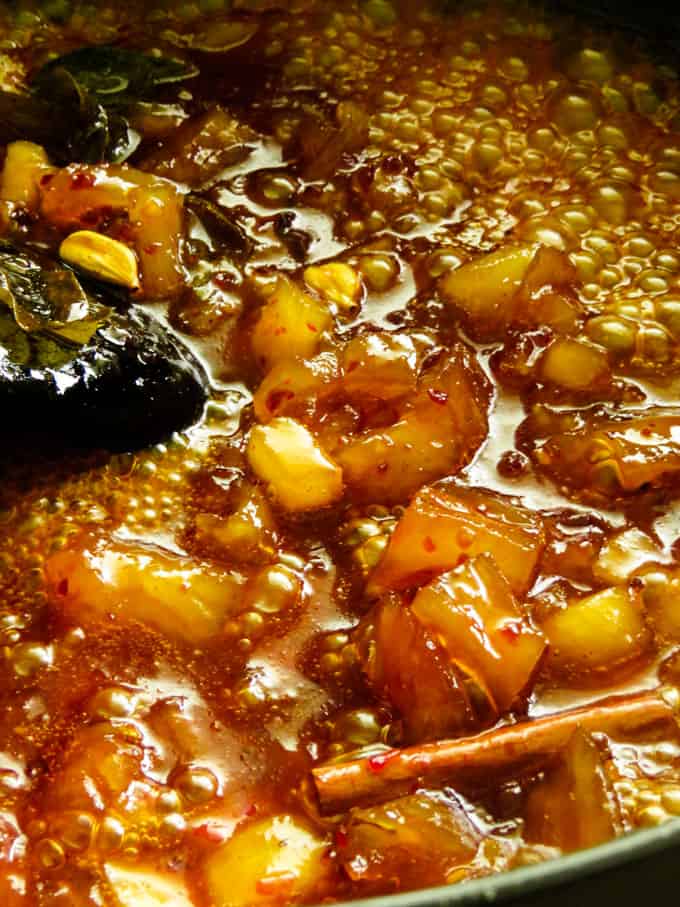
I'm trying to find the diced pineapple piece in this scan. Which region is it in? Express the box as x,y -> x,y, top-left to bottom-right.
337,351 -> 488,503
41,722 -> 152,816
104,863 -> 194,907
129,182 -> 185,298
527,407 -> 680,501
358,597 -> 474,742
639,568 -> 680,642
514,245 -> 582,334
338,792 -> 480,889
524,730 -> 621,852
247,417 -> 344,512
541,587 -> 651,673
539,338 -> 610,391
253,353 -> 338,423
251,277 -> 333,371
336,398 -> 460,504
369,486 -> 544,597
341,332 -> 418,401
203,814 -> 332,907
304,262 -> 362,310
138,108 -> 255,185
0,141 -> 52,212
594,529 -> 661,584
46,536 -> 246,644
440,244 -> 535,330
194,485 -> 277,564
411,555 -> 546,713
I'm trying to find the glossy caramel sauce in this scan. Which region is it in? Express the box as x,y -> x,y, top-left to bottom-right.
2,1 -> 680,904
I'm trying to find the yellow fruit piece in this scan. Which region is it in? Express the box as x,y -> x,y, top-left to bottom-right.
203,814 -> 331,907
411,555 -> 546,713
440,244 -> 535,325
304,262 -> 362,310
59,230 -> 141,290
0,140 -> 52,212
639,568 -> 680,642
104,863 -> 194,907
368,486 -> 544,597
594,528 -> 660,584
46,536 -> 246,644
541,587 -> 651,672
539,338 -> 610,391
247,417 -> 344,512
251,277 -> 332,371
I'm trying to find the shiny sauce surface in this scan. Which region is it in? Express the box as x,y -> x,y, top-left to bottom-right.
2,1 -> 680,905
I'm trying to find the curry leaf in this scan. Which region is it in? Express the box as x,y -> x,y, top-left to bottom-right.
0,246 -> 111,347
34,46 -> 199,103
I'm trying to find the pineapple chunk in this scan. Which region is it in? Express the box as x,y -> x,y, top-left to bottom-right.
338,792 -> 480,889
0,140 -> 52,212
336,398 -> 461,504
440,244 -> 534,330
194,486 -> 277,564
541,587 -> 651,673
411,555 -> 546,713
526,406 -> 680,501
46,536 -> 246,644
247,417 -> 344,512
594,528 -> 661,584
341,332 -> 419,401
369,486 -> 544,597
138,108 -> 255,185
358,596 -> 474,742
513,245 -> 582,334
129,182 -> 185,298
304,262 -> 362,310
525,730 -> 621,852
251,277 -> 332,371
539,338 -> 610,391
202,814 -> 332,907
253,354 -> 338,423
337,351 -> 488,503
639,568 -> 680,642
104,863 -> 194,907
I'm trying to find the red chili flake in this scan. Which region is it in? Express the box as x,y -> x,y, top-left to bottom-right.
500,621 -> 521,643
422,535 -> 436,553
274,327 -> 287,336
39,172 -> 54,187
193,822 -> 230,844
335,828 -> 348,848
256,872 -> 296,896
367,751 -> 396,774
143,243 -> 161,256
56,578 -> 69,596
377,462 -> 388,474
266,389 -> 295,412
244,803 -> 257,817
427,388 -> 448,405
70,170 -> 95,190
306,322 -> 318,332
346,360 -> 359,373
212,271 -> 233,290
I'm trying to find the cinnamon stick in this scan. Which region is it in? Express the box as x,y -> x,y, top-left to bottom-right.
311,687 -> 677,815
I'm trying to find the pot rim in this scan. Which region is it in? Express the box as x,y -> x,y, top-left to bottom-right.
334,817 -> 680,907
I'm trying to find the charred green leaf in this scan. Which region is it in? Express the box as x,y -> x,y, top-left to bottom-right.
33,46 -> 198,103
0,245 -> 111,348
